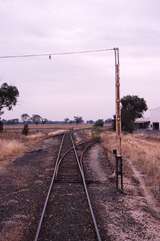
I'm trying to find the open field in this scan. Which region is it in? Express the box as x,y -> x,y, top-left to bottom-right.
0,123 -> 92,142
102,131 -> 160,202
0,133 -> 47,171
0,124 -> 92,169
0,139 -> 26,162
2,123 -> 92,132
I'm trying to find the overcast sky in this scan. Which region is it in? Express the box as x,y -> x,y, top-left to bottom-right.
0,0 -> 160,121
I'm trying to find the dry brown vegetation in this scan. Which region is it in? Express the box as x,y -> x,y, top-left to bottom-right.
0,124 -> 79,167
0,124 -> 91,165
4,123 -> 91,132
0,139 -> 26,161
102,131 -> 160,201
0,132 -> 47,168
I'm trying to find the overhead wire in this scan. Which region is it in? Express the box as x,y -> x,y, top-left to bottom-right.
0,48 -> 114,59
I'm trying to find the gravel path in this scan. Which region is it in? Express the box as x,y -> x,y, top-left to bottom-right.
85,144 -> 160,241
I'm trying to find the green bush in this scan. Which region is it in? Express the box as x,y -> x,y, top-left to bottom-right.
94,119 -> 104,127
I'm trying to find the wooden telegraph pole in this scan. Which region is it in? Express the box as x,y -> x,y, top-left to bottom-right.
114,48 -> 122,156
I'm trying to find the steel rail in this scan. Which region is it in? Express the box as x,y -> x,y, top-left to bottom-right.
70,133 -> 102,241
55,140 -> 93,177
79,142 -> 95,172
34,132 -> 101,241
33,133 -> 65,241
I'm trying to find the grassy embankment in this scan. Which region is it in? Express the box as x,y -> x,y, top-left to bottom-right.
102,131 -> 160,201
0,133 -> 46,164
0,123 -> 91,165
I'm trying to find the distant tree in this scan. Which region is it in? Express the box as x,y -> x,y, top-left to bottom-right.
105,118 -> 113,124
21,113 -> 30,123
86,120 -> 94,124
42,118 -> 48,124
69,120 -> 74,124
112,115 -> 116,131
94,119 -> 104,127
0,82 -> 19,116
64,118 -> 70,123
7,118 -> 19,124
121,95 -> 148,133
74,116 -> 84,124
32,114 -> 42,124
0,120 -> 4,132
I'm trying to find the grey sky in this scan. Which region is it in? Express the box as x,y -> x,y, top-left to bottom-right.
0,0 -> 160,120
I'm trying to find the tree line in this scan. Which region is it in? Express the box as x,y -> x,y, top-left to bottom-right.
0,82 -> 148,132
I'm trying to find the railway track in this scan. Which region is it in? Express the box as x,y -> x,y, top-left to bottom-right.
33,131 -> 102,241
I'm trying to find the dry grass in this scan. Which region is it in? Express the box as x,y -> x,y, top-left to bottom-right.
0,139 -> 26,161
4,123 -> 92,131
47,130 -> 67,137
0,127 -> 70,167
1,124 -> 92,138
0,126 -> 69,164
102,131 -> 160,201
0,131 -> 48,166
26,133 -> 45,140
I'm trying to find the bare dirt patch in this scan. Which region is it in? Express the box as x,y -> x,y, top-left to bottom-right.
84,142 -> 160,241
0,134 -> 46,174
87,144 -> 107,182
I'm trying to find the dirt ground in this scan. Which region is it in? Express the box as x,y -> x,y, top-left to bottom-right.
0,130 -> 160,241
85,144 -> 160,241
0,136 -> 61,241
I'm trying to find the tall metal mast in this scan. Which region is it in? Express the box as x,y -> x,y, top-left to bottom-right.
114,48 -> 122,155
